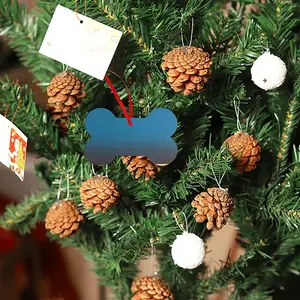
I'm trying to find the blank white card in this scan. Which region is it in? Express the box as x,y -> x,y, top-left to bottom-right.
39,5 -> 123,80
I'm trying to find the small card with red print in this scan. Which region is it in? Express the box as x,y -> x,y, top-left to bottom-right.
0,114 -> 27,181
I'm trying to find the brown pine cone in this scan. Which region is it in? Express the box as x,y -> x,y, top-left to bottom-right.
192,188 -> 234,230
80,176 -> 120,213
46,72 -> 86,127
223,131 -> 261,173
161,46 -> 212,96
45,200 -> 84,238
122,156 -> 160,181
131,276 -> 174,300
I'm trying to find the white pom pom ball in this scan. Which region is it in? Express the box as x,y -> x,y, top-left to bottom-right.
251,51 -> 287,90
171,231 -> 205,269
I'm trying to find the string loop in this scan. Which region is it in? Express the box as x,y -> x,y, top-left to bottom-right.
105,70 -> 133,126
180,16 -> 195,47
91,163 -> 97,176
150,238 -> 155,276
75,0 -> 87,22
233,99 -> 242,132
173,211 -> 189,232
57,176 -> 63,200
209,163 -> 227,192
66,174 -> 70,200
4,105 -> 9,118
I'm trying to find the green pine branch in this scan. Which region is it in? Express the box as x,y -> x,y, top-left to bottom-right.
280,145 -> 300,196
0,192 -> 53,234
51,228 -> 140,299
213,20 -> 267,76
91,0 -> 152,53
169,146 -> 234,200
196,231 -> 300,299
253,1 -> 300,57
276,78 -> 300,173
0,0 -> 61,81
49,208 -> 191,299
43,151 -> 170,211
0,0 -> 105,98
0,79 -> 59,158
264,146 -> 300,230
196,245 -> 262,298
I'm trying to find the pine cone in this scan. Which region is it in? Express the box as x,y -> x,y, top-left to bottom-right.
46,72 -> 86,127
80,176 -> 120,213
161,46 -> 212,96
131,276 -> 174,300
223,131 -> 261,172
122,156 -> 160,181
192,188 -> 234,230
45,200 -> 84,238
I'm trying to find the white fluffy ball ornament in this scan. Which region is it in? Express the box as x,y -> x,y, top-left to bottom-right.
251,51 -> 287,90
171,231 -> 205,269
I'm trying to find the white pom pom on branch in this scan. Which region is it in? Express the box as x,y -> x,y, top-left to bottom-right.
251,51 -> 287,90
171,231 -> 205,269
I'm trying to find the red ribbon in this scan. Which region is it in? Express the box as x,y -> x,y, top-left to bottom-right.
104,70 -> 133,126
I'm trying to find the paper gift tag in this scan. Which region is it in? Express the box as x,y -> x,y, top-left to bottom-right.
39,5 -> 123,80
0,114 -> 28,181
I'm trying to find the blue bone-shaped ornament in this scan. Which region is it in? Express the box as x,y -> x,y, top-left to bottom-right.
84,108 -> 178,166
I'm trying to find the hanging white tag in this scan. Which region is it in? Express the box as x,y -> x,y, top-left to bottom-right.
39,5 -> 123,80
0,114 -> 28,181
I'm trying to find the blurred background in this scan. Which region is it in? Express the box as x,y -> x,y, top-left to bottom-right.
0,1 -> 244,299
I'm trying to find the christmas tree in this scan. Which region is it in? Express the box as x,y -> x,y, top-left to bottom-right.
1,0 -> 300,299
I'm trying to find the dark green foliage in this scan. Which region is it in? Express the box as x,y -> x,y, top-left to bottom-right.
0,0 -> 300,299
0,78 -> 59,158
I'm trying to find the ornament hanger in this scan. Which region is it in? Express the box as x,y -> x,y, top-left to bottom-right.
56,176 -> 63,200
105,70 -> 134,126
56,175 -> 71,200
173,211 -> 189,232
66,174 -> 70,200
150,238 -> 158,277
62,64 -> 69,73
91,163 -> 96,176
180,16 -> 194,47
207,135 -> 227,190
233,99 -> 243,132
91,163 -> 109,177
209,163 -> 226,191
101,165 -> 109,177
75,0 -> 87,23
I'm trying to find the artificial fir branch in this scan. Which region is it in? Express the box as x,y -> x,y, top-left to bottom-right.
214,20 -> 267,76
0,0 -> 61,80
0,0 -> 105,94
170,147 -> 233,200
280,145 -> 300,196
275,147 -> 300,230
256,146 -> 300,231
50,209 -> 187,299
253,1 -> 299,57
276,78 -> 300,173
196,246 -> 262,298
281,167 -> 299,195
91,0 -> 151,53
0,193 -> 53,234
0,80 -> 59,158
276,101 -> 300,168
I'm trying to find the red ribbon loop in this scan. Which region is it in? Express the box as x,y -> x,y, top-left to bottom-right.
104,70 -> 133,126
